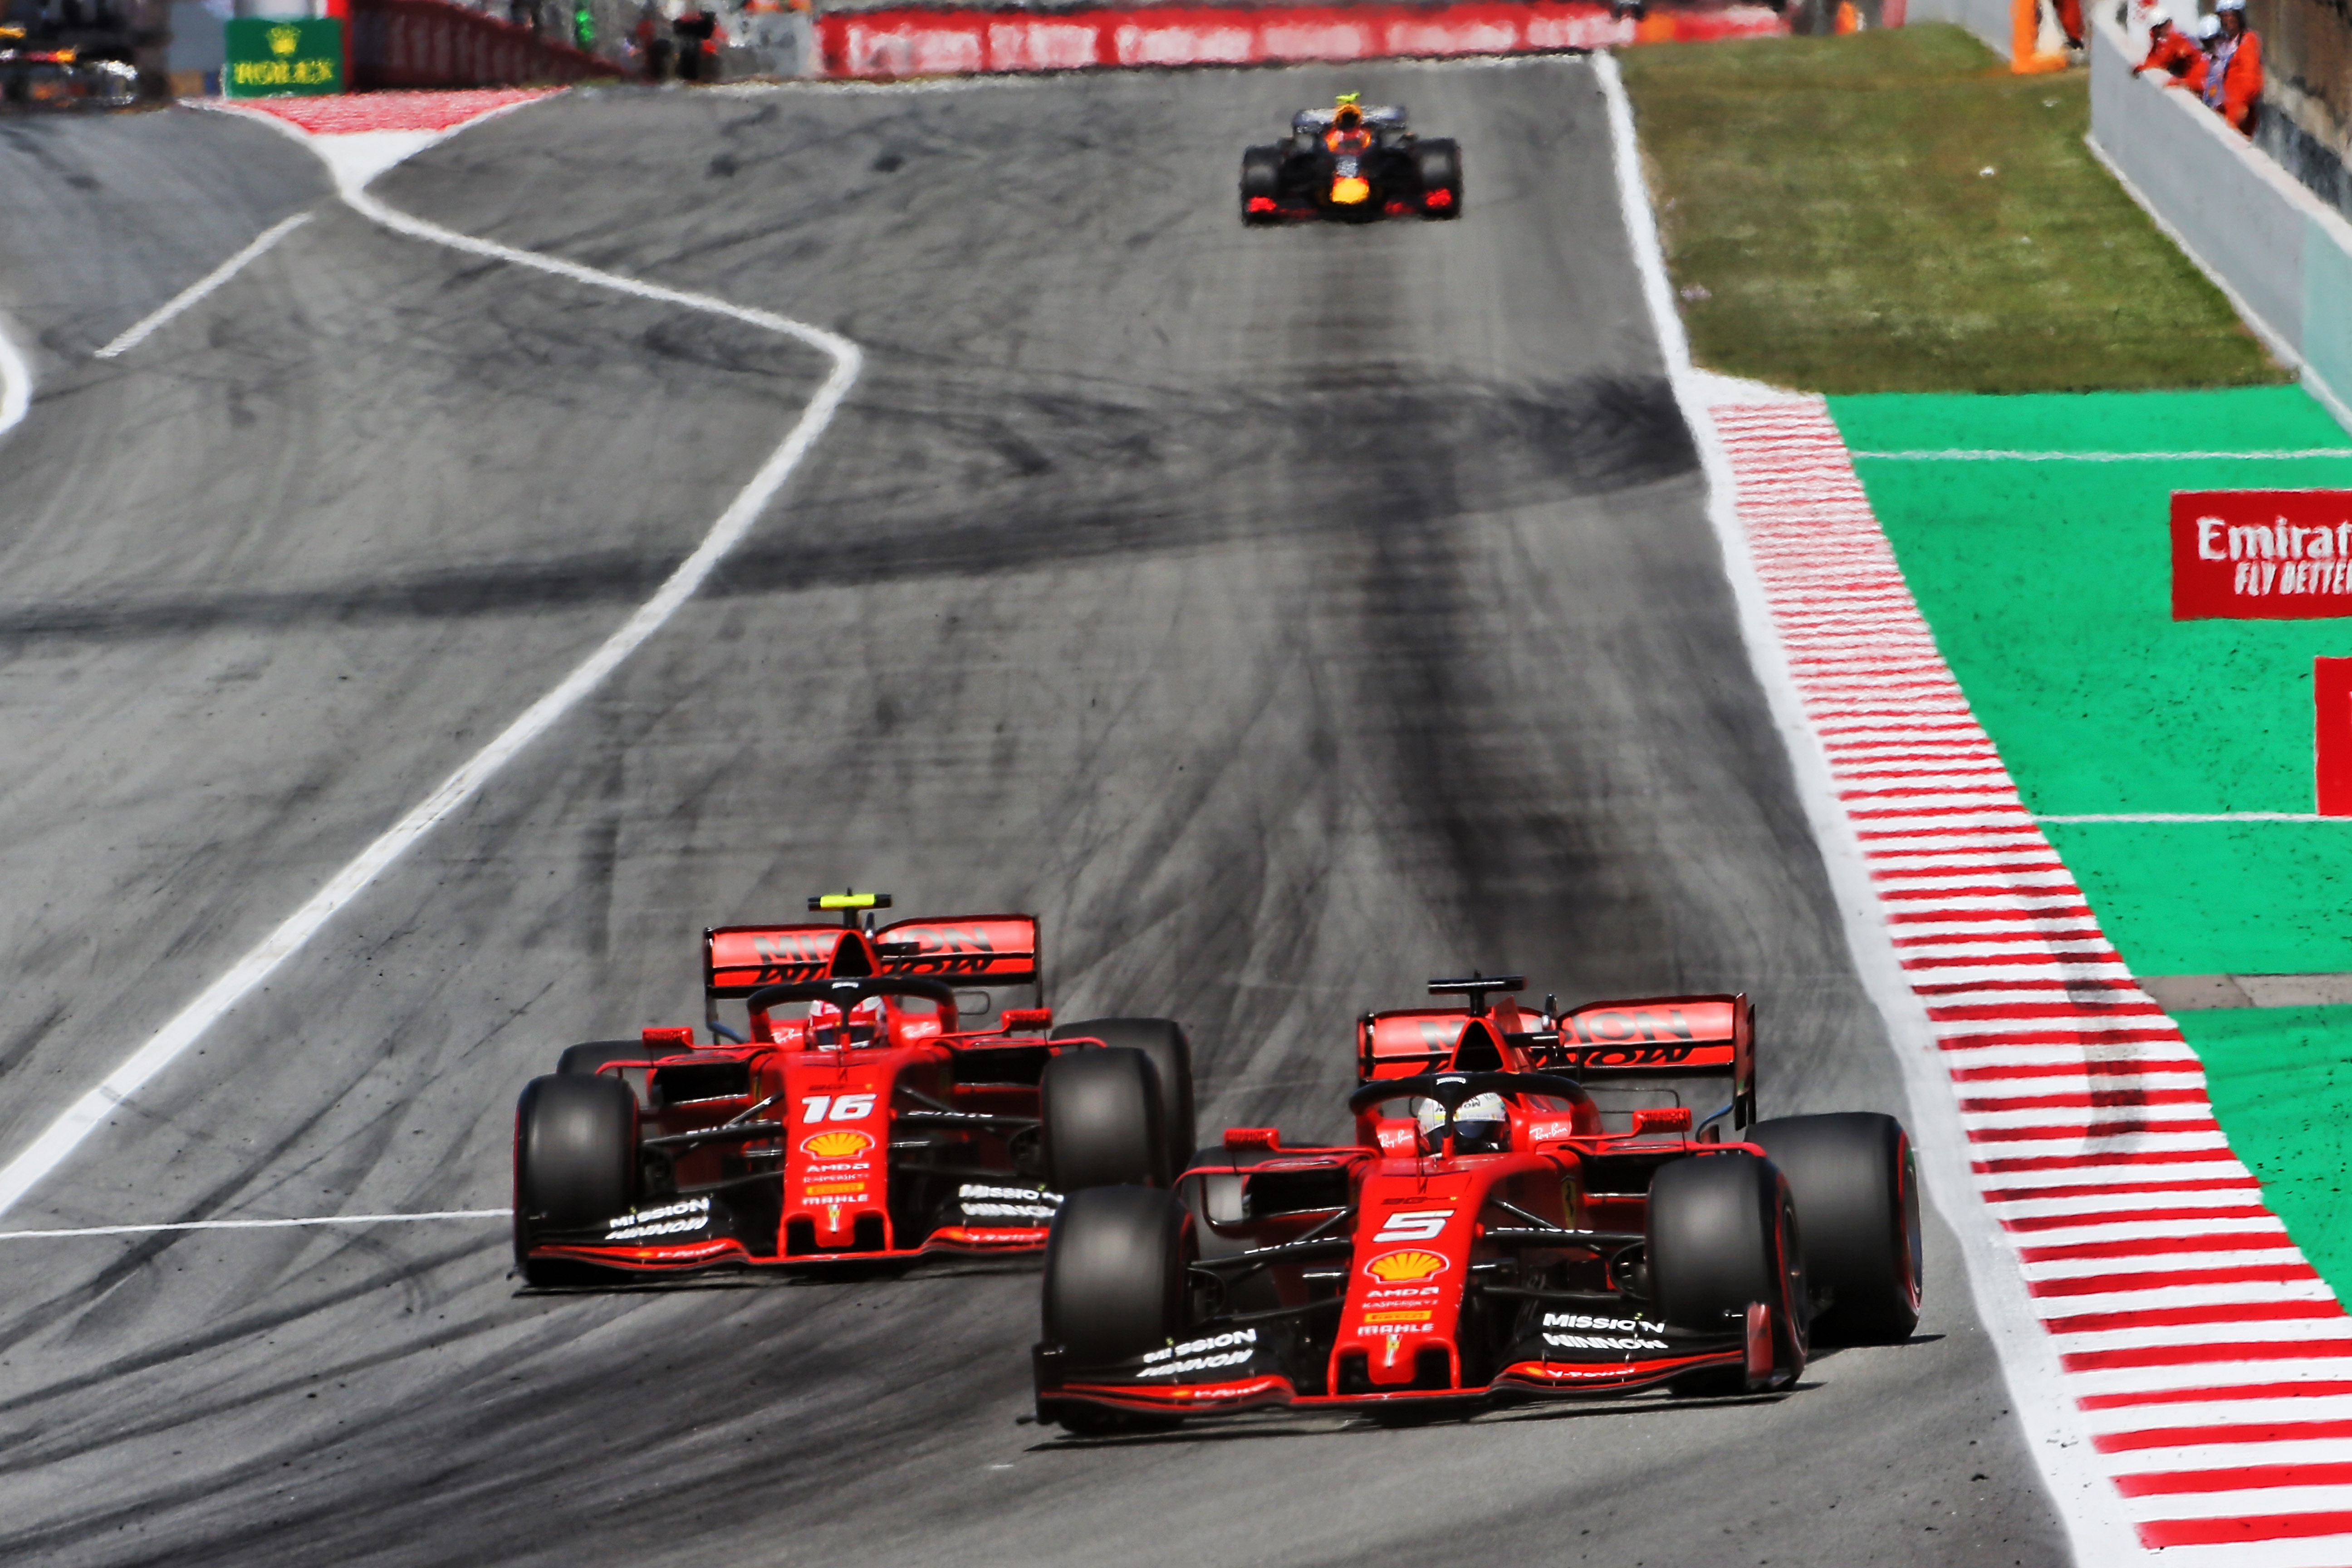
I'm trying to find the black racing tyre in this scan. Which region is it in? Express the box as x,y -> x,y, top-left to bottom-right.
1414,138 -> 1463,218
557,1038 -> 692,1074
1749,1112 -> 1922,1344
1043,1185 -> 1190,1367
514,1072 -> 638,1284
1647,1152 -> 1806,1389
1240,145 -> 1283,223
1054,1018 -> 1195,1166
1041,1046 -> 1170,1191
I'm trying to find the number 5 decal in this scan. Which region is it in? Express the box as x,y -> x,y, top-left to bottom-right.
799,1093 -> 877,1123
1375,1209 -> 1451,1242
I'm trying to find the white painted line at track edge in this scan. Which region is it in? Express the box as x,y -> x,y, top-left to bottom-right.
0,114 -> 863,1225
1595,49 -> 2144,1566
0,310 -> 29,441
0,1209 -> 510,1241
93,211 -> 313,360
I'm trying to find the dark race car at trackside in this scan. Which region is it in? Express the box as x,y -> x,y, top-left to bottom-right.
510,892 -> 1196,1285
1032,975 -> 1922,1430
1240,93 -> 1463,225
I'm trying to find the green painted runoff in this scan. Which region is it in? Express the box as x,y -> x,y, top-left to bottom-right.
2176,1005 -> 2352,1306
1829,387 -> 2352,975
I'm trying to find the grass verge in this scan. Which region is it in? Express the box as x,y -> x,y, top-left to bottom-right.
1618,26 -> 2288,393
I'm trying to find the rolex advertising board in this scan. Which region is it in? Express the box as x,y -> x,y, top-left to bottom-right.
224,16 -> 343,96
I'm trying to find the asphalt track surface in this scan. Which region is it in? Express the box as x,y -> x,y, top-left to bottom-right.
0,63 -> 2071,1566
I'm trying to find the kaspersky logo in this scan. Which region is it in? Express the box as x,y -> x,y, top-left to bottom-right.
800,1129 -> 874,1159
1362,1249 -> 1449,1283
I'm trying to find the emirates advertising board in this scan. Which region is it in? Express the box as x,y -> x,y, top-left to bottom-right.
2172,490 -> 2352,619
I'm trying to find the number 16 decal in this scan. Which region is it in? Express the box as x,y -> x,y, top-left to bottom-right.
800,1093 -> 875,1122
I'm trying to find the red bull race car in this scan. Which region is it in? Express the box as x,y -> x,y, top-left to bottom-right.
1240,93 -> 1463,225
512,893 -> 1195,1286
1033,975 -> 1921,1430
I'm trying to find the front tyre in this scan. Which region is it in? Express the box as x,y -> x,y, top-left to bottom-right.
1040,1046 -> 1170,1191
513,1072 -> 638,1287
1647,1152 -> 1806,1392
1043,1185 -> 1191,1367
1240,144 -> 1284,225
1749,1113 -> 1922,1343
1414,138 -> 1463,218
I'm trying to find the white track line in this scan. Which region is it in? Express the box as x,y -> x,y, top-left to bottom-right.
0,311 -> 28,438
0,107 -> 863,1224
1852,449 -> 2352,462
92,211 -> 313,361
1596,51 -> 2143,1567
0,1209 -> 509,1241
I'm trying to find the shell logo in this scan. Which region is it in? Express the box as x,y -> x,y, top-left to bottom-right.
800,1129 -> 875,1159
1363,1249 -> 1449,1284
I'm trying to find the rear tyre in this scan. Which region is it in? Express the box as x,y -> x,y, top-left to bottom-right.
1647,1152 -> 1806,1392
514,1072 -> 639,1287
1044,1185 -> 1190,1367
1240,145 -> 1283,224
1041,1046 -> 1170,1191
1413,139 -> 1463,218
1054,1018 -> 1195,1166
1749,1113 -> 1922,1344
557,1038 -> 692,1074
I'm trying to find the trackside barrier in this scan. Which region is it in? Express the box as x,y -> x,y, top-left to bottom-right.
2089,6 -> 2352,431
818,2 -> 1787,78
345,0 -> 619,89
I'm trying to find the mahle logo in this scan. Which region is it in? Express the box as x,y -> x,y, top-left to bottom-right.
267,23 -> 300,54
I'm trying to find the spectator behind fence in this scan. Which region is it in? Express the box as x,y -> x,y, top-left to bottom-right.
2136,6 -> 2208,92
2210,0 -> 2261,136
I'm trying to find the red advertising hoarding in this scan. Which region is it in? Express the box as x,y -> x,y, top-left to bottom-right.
2172,490 -> 2352,619
2319,657 -> 2352,816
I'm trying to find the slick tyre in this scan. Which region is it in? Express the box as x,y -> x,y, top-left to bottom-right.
1749,1113 -> 1922,1344
1240,145 -> 1283,223
557,1038 -> 692,1074
1054,1018 -> 1195,1166
1043,1185 -> 1190,1367
1414,138 -> 1463,218
513,1072 -> 638,1286
1041,1045 -> 1171,1191
1647,1152 -> 1806,1392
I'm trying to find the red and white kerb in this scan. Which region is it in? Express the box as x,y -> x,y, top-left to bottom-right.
1716,395 -> 2352,1566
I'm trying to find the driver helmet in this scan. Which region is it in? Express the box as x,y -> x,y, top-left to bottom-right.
1414,1092 -> 1511,1155
807,994 -> 886,1049
1333,93 -> 1363,131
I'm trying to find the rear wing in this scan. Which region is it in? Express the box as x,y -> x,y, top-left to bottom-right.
1356,997 -> 1546,1081
1552,993 -> 1754,1134
1291,104 -> 1406,134
702,913 -> 1044,1036
874,914 -> 1040,993
706,925 -> 874,1000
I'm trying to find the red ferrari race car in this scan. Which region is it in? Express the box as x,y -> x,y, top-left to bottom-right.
512,893 -> 1196,1286
1033,976 -> 1921,1430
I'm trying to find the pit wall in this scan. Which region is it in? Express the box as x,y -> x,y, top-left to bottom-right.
2091,5 -> 2352,427
817,2 -> 1785,78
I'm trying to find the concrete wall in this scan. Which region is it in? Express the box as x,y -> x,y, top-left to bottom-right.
2090,5 -> 2352,428
1906,0 -> 2013,60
